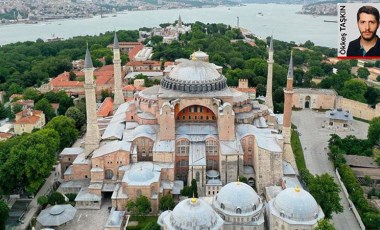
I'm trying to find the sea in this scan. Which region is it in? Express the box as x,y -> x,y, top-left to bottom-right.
0,4 -> 337,48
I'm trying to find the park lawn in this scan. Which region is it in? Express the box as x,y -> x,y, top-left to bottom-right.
126,216 -> 158,230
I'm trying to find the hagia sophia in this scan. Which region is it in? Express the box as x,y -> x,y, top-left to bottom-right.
58,33 -> 325,229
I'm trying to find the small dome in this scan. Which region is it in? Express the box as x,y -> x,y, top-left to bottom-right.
169,198 -> 223,229
273,187 -> 320,221
49,205 -> 65,215
191,50 -> 209,60
127,167 -> 154,182
215,181 -> 261,214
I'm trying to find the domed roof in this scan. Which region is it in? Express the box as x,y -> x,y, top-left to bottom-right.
169,198 -> 223,229
49,205 -> 65,215
160,60 -> 227,94
273,187 -> 321,221
215,181 -> 261,214
127,166 -> 155,182
191,50 -> 209,59
169,60 -> 220,82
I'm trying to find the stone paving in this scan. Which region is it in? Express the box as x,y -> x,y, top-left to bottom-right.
60,199 -> 111,230
292,109 -> 368,230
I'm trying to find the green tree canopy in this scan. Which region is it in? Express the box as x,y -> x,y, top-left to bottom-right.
368,117 -> 380,146
45,116 -> 78,150
357,67 -> 370,79
159,194 -> 175,211
48,192 -> 66,205
65,106 -> 86,130
339,79 -> 367,103
0,200 -> 9,230
309,174 -> 343,219
127,196 -> 151,217
35,98 -> 55,121
314,219 -> 336,230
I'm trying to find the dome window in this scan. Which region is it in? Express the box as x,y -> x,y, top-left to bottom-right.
236,208 -> 242,214
252,204 -> 256,211
221,203 -> 225,210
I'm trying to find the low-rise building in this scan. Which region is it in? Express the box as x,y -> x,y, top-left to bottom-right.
14,109 -> 45,134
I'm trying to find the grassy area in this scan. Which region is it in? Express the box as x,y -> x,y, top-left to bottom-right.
291,129 -> 306,170
126,216 -> 158,230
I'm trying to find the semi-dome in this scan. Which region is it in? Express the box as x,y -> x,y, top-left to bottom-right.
273,187 -> 322,221
160,59 -> 227,93
214,181 -> 261,214
127,167 -> 155,182
166,198 -> 223,229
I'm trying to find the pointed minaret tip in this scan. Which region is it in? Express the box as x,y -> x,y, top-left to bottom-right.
113,31 -> 119,49
287,51 -> 293,79
84,45 -> 93,69
269,35 -> 273,52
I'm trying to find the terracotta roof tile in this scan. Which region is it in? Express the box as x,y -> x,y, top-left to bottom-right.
97,97 -> 114,117
15,115 -> 41,124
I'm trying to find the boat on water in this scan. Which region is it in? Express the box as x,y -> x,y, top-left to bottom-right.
257,12 -> 263,16
47,34 -> 63,42
324,20 -> 337,23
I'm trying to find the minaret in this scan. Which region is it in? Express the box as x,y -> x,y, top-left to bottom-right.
265,36 -> 274,111
283,52 -> 297,170
178,15 -> 182,28
84,46 -> 100,157
113,32 -> 124,111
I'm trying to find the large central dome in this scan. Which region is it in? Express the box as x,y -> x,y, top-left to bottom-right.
169,60 -> 221,81
161,59 -> 227,93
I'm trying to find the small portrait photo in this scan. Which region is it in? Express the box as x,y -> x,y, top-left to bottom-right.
338,3 -> 380,59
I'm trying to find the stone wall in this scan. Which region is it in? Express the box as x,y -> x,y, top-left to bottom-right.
337,97 -> 380,121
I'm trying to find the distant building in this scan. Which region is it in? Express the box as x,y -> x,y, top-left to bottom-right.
14,109 -> 45,134
133,47 -> 153,61
107,42 -> 143,55
0,132 -> 13,141
125,60 -> 161,72
10,99 -> 34,110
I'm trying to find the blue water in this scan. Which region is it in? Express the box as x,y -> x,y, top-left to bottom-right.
0,4 -> 337,47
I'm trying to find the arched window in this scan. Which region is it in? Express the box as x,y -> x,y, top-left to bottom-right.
236,208 -> 242,214
176,139 -> 190,156
206,139 -> 218,155
253,204 -> 256,211
221,203 -> 225,209
105,169 -> 113,180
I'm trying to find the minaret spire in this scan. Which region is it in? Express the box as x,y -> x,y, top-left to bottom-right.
113,31 -> 125,111
282,51 -> 297,171
84,46 -> 100,157
265,35 -> 274,111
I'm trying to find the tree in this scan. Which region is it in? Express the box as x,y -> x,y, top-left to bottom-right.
37,195 -> 49,207
314,219 -> 336,230
69,71 -> 77,81
357,67 -> 370,79
45,116 -> 78,150
159,194 -> 175,211
238,176 -> 248,184
136,195 -> 151,217
0,103 -> 6,120
339,79 -> 367,103
0,201 -> 9,230
127,196 -> 151,217
191,179 -> 198,198
308,174 -> 343,219
65,107 -> 86,130
142,221 -> 161,230
48,192 -> 66,205
35,98 -> 55,121
368,117 -> 380,146
22,88 -> 40,101
377,75 -> 380,82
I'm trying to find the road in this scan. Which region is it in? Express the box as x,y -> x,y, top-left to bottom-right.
292,109 -> 368,230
